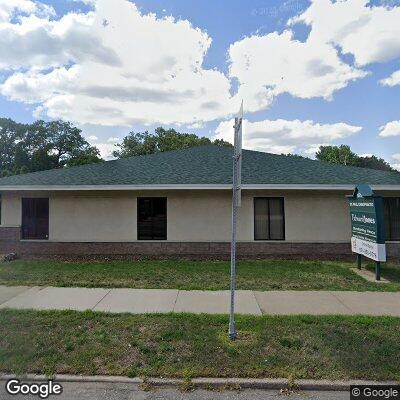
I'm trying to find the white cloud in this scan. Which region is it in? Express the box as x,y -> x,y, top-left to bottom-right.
0,8 -> 118,71
85,134 -> 117,159
380,70 -> 400,87
379,121 -> 400,137
392,153 -> 400,170
358,153 -> 373,158
0,0 -> 234,126
1,66 -> 78,103
214,118 -> 362,155
291,0 -> 400,67
392,154 -> 400,171
228,30 -> 366,112
1,0 -> 400,127
107,137 -> 120,143
0,0 -> 54,23
95,143 -> 116,160
303,144 -> 329,157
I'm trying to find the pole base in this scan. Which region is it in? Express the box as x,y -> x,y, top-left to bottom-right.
229,321 -> 237,341
376,261 -> 381,281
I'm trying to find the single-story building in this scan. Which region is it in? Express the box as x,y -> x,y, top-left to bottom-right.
0,145 -> 399,259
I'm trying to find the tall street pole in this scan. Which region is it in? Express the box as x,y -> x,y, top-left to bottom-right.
229,102 -> 243,341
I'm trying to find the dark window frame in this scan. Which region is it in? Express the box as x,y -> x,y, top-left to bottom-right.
384,197 -> 400,242
137,197 -> 167,240
21,197 -> 49,240
253,197 -> 285,241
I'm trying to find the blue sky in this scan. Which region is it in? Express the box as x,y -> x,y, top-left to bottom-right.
0,0 -> 400,168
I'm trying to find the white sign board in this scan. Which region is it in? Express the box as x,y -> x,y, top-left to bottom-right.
351,237 -> 386,262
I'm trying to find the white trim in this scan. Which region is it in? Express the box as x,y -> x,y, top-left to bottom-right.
0,184 -> 399,191
0,184 -> 229,191
18,239 -> 352,243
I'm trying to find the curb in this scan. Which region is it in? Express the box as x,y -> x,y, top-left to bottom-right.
0,374 -> 398,391
0,374 -> 142,384
147,377 -> 399,391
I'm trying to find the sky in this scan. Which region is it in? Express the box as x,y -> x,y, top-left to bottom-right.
0,0 -> 400,169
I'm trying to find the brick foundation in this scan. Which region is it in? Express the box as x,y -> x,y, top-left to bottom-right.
0,226 -> 398,260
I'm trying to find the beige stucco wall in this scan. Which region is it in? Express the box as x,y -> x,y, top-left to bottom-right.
50,195 -> 137,242
0,189 -> 355,242
284,192 -> 351,241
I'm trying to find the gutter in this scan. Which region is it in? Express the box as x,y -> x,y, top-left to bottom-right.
0,374 -> 397,391
0,184 -> 399,191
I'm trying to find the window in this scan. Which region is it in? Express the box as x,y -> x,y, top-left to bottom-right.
21,198 -> 49,240
384,198 -> 400,241
137,197 -> 167,240
254,197 -> 285,240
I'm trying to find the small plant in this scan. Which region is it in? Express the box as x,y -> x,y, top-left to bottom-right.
179,380 -> 195,392
179,368 -> 195,392
139,381 -> 153,392
287,373 -> 299,390
222,383 -> 241,391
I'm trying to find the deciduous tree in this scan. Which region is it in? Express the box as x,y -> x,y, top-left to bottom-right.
113,127 -> 232,158
0,118 -> 103,176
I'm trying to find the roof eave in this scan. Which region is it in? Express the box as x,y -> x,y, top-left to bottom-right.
0,184 -> 399,191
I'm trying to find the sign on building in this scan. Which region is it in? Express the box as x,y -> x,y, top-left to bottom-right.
348,184 -> 386,265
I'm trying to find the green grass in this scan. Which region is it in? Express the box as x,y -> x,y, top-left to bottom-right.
365,262 -> 400,283
0,259 -> 399,291
0,309 -> 399,380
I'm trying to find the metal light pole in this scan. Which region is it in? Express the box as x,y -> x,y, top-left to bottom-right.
229,102 -> 243,341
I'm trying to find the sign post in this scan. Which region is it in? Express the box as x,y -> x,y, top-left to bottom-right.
348,184 -> 386,280
229,101 -> 243,341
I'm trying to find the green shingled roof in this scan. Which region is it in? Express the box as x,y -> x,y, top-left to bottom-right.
0,145 -> 399,187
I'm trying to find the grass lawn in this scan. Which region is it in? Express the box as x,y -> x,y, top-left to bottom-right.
365,262 -> 400,283
0,309 -> 399,380
0,259 -> 399,291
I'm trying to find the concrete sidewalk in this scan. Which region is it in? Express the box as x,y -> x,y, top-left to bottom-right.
1,285 -> 400,316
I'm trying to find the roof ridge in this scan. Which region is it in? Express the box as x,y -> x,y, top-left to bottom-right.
244,149 -> 400,176
0,144 -> 223,181
119,143 -> 226,161
0,144 -> 399,186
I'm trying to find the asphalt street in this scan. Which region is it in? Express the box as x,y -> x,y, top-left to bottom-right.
0,381 -> 350,400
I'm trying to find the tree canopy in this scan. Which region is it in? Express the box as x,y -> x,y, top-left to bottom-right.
1,118 -> 396,177
316,145 -> 395,172
0,118 -> 102,177
113,127 -> 232,158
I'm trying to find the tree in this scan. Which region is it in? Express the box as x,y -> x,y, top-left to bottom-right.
0,118 -> 27,173
47,120 -> 92,166
316,145 -> 358,166
0,118 -> 103,176
113,127 -> 232,158
113,131 -> 158,158
67,146 -> 102,167
354,155 -> 393,172
316,145 -> 397,172
284,153 -> 310,160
